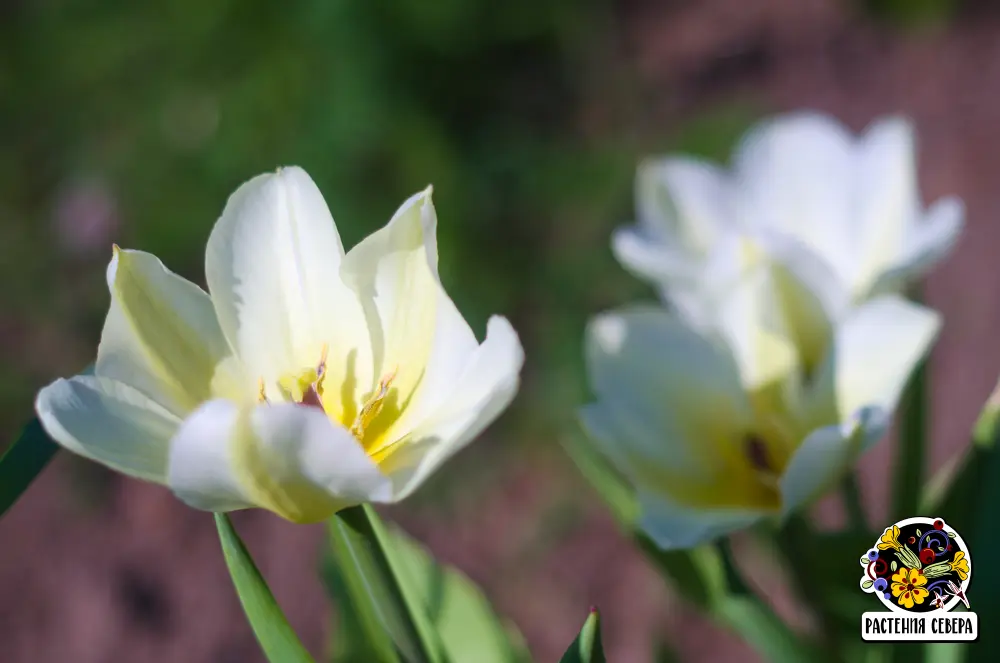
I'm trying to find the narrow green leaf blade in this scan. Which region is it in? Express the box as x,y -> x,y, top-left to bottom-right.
215,514 -> 315,663
966,419 -> 1000,663
559,609 -> 606,663
891,352 -> 928,522
322,549 -> 401,663
0,418 -> 59,519
327,505 -> 444,663
384,523 -> 531,663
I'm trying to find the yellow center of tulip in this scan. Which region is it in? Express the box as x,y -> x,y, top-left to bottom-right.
259,346 -> 402,463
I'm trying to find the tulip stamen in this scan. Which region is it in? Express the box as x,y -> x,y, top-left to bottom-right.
350,368 -> 398,441
258,378 -> 269,404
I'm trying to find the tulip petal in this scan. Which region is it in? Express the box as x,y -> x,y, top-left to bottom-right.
700,235 -> 802,389
340,188 -> 481,450
205,166 -> 370,392
805,296 -> 940,424
733,112 -> 857,285
779,407 -> 888,516
35,376 -> 180,483
99,248 -> 237,414
638,493 -> 765,550
634,157 -> 734,255
610,226 -> 704,291
375,316 -> 523,500
583,306 -> 785,511
167,400 -> 392,521
868,197 -> 965,298
852,117 -> 919,294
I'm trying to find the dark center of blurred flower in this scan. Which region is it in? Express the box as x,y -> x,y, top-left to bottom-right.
743,434 -> 773,473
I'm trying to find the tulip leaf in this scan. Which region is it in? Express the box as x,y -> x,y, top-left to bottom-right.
323,517 -> 530,663
967,410 -> 1000,663
0,417 -> 59,519
922,377 -> 1000,542
891,348 -> 929,522
558,609 -> 605,663
326,505 -> 447,663
383,523 -> 532,663
215,514 -> 315,663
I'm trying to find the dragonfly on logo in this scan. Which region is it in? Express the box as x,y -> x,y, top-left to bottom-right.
945,580 -> 971,610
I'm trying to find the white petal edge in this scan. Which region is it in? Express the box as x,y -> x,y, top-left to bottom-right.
852,116 -> 919,295
805,295 -> 941,424
867,196 -> 965,298
634,156 -> 734,254
167,400 -> 393,521
35,376 -> 180,484
638,492 -> 766,550
610,225 -> 706,290
779,407 -> 889,516
205,166 -> 366,390
375,315 -> 524,500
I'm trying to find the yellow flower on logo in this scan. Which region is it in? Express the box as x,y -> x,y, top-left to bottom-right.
950,551 -> 970,581
878,525 -> 902,551
891,567 -> 929,609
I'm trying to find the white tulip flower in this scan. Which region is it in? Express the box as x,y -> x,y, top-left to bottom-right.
580,295 -> 940,549
36,167 -> 524,523
612,111 -> 963,322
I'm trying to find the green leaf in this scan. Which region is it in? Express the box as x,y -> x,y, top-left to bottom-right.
922,377 -> 1000,541
326,505 -> 446,663
967,408 -> 1000,663
558,609 -> 605,663
382,523 -> 531,663
892,334 -> 929,522
0,417 -> 59,519
215,514 -> 315,663
862,579 -> 874,590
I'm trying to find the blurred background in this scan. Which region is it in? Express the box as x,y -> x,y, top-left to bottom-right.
3,0 -> 1000,661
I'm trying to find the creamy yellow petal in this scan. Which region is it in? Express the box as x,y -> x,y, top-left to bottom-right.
374,316 -> 523,500
339,188 -> 477,452
583,305 -> 783,512
100,248 -> 237,414
167,399 -> 392,521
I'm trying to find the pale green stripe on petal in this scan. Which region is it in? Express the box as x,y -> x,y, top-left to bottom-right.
167,400 -> 392,522
35,375 -> 180,483
103,247 -> 235,413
